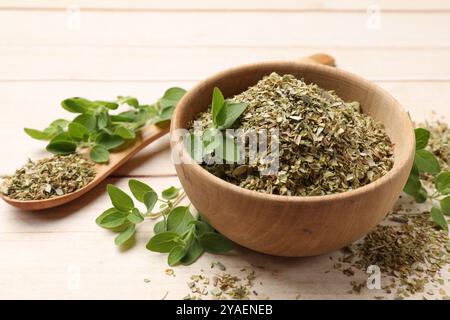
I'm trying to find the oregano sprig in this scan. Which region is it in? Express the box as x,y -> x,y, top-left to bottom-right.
25,87 -> 186,163
403,128 -> 450,230
96,179 -> 233,266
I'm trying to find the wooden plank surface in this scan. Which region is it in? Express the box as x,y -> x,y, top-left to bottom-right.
0,0 -> 449,300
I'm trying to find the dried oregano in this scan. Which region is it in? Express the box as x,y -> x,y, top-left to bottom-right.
1,154 -> 95,200
191,72 -> 394,196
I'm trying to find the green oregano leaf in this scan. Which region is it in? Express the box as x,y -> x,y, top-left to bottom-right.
97,112 -> 109,130
166,206 -> 194,234
50,119 -> 70,130
117,96 -> 139,108
441,196 -> 450,215
146,232 -> 180,253
95,100 -> 118,110
24,128 -> 55,141
114,126 -> 136,140
168,245 -> 188,266
96,208 -> 127,229
153,220 -> 167,234
436,172 -> 450,195
161,186 -> 180,200
414,128 -> 430,150
212,87 -> 224,127
403,176 -> 421,196
68,122 -> 89,141
95,133 -> 124,150
414,149 -> 440,174
127,208 -> 144,224
90,145 -> 110,163
198,232 -> 233,254
128,179 -> 154,203
107,184 -> 134,212
216,102 -> 247,130
61,97 -> 97,113
73,114 -> 97,132
180,238 -> 204,265
159,87 -> 186,109
46,140 -> 77,155
144,191 -> 158,212
430,207 -> 448,231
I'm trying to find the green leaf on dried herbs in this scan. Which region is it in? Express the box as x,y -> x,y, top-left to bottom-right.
107,184 -> 134,212
216,102 -> 247,130
166,206 -> 194,234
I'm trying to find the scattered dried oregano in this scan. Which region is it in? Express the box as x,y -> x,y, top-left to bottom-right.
1,154 -> 95,200
191,72 -> 393,196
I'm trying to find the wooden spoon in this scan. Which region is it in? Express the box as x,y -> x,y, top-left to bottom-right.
0,53 -> 335,211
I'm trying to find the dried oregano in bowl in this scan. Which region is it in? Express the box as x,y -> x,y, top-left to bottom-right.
190,72 -> 394,196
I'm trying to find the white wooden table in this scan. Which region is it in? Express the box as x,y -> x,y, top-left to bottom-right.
0,0 -> 448,299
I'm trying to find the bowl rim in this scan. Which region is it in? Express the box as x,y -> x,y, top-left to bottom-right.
170,60 -> 415,204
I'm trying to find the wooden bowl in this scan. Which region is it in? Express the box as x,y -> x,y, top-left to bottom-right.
170,61 -> 415,257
